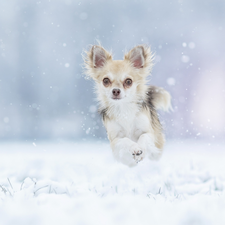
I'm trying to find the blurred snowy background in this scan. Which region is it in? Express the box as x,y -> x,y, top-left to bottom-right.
0,0 -> 225,142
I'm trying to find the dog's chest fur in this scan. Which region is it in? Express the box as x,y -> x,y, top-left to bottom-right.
103,103 -> 150,142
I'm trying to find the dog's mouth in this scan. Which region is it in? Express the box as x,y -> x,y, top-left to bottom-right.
112,97 -> 122,100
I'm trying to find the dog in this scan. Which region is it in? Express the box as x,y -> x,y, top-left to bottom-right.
84,44 -> 171,167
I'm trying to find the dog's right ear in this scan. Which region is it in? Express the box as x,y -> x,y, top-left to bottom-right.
124,45 -> 153,77
83,45 -> 112,79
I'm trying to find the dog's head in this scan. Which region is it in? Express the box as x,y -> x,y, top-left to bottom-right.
84,45 -> 153,105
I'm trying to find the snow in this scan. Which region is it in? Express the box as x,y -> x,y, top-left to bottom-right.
167,77 -> 176,86
0,140 -> 225,225
189,42 -> 196,49
181,55 -> 190,63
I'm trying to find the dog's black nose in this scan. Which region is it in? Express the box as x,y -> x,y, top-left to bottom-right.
112,89 -> 121,97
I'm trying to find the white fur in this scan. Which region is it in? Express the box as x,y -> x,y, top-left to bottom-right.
84,45 -> 170,167
105,102 -> 161,167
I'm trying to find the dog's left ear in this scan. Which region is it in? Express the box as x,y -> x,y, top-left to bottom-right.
124,45 -> 153,71
83,45 -> 112,80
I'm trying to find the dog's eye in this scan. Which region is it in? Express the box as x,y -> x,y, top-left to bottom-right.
125,79 -> 132,86
103,78 -> 110,86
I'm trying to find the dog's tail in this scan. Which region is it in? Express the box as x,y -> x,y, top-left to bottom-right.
147,86 -> 172,112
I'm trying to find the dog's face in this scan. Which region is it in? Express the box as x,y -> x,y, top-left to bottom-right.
97,60 -> 141,103
84,45 -> 153,105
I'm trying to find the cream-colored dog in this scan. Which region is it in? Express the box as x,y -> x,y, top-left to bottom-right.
84,45 -> 171,167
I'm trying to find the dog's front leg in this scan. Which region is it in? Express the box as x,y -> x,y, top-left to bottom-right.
137,133 -> 162,160
110,137 -> 144,167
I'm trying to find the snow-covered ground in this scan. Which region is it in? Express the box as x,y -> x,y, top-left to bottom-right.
0,140 -> 225,225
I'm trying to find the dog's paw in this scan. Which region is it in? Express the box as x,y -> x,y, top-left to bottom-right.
129,144 -> 145,163
114,139 -> 146,167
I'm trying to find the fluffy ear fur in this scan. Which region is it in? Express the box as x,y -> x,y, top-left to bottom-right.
83,45 -> 112,79
124,45 -> 153,74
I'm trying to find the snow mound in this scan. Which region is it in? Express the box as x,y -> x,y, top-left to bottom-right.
0,141 -> 225,225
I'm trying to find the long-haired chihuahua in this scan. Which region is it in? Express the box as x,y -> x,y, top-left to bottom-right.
84,45 -> 171,167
